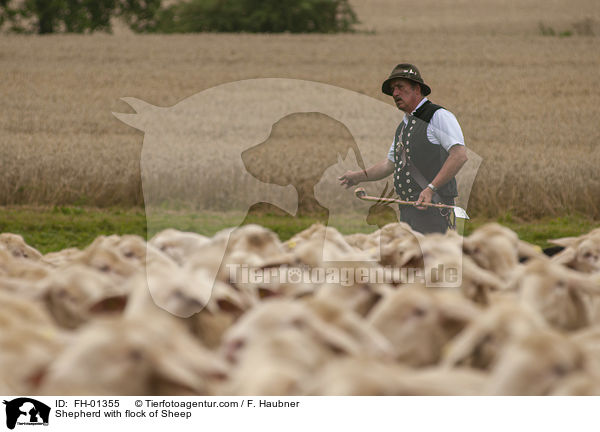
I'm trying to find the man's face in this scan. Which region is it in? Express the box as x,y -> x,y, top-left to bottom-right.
389,78 -> 421,113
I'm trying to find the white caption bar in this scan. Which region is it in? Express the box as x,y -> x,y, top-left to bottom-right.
1,396 -> 598,432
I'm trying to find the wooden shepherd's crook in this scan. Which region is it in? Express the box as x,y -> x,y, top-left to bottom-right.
354,187 -> 470,219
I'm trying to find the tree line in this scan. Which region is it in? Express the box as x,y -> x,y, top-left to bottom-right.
0,0 -> 358,34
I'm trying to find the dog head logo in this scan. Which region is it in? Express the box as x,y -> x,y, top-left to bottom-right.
113,78 -> 482,316
3,398 -> 50,430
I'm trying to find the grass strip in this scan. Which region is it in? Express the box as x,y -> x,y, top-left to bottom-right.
0,206 -> 597,254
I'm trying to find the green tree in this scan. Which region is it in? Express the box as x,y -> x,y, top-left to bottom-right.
0,0 -> 11,28
0,0 -> 161,33
0,0 -> 28,32
0,0 -> 359,33
154,0 -> 359,33
119,0 -> 163,32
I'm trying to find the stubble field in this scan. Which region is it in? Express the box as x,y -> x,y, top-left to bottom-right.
1,0 -> 599,221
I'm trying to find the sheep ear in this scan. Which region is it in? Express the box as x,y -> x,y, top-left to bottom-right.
549,237 -> 579,248
462,257 -> 504,290
301,318 -> 360,356
551,248 -> 577,266
365,291 -> 384,314
436,292 -> 480,326
257,287 -> 279,299
294,289 -> 314,300
89,295 -> 128,314
395,248 -> 423,268
216,298 -> 245,316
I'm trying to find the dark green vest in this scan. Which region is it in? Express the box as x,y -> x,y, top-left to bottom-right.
392,100 -> 458,200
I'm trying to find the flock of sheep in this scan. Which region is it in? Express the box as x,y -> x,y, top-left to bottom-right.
1,221 -> 600,395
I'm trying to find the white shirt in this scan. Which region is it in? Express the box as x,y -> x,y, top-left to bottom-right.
387,97 -> 465,162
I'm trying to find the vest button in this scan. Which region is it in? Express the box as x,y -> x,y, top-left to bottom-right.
406,179 -> 410,184
408,188 -> 412,192
412,120 -> 416,124
406,171 -> 410,176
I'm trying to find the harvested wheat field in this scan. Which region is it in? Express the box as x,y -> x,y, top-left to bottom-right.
1,0 -> 600,219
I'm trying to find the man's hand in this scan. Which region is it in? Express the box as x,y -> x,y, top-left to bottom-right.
338,171 -> 361,189
415,187 -> 434,210
338,159 -> 395,189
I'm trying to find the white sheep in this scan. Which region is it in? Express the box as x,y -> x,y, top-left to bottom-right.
221,299 -> 362,365
313,277 -> 392,317
463,223 -> 543,281
150,228 -> 212,265
0,291 -> 67,394
226,224 -> 286,261
485,329 -> 588,395
302,358 -> 486,395
35,264 -> 127,329
414,233 -> 506,305
442,300 -> 547,370
367,284 -> 480,366
42,247 -> 81,267
222,328 -> 338,395
282,224 -> 359,265
125,269 -> 253,349
305,297 -> 393,359
0,233 -> 43,261
0,248 -> 51,282
73,237 -> 141,282
550,228 -> 600,274
40,315 -> 227,395
507,258 -> 600,331
343,222 -> 415,253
